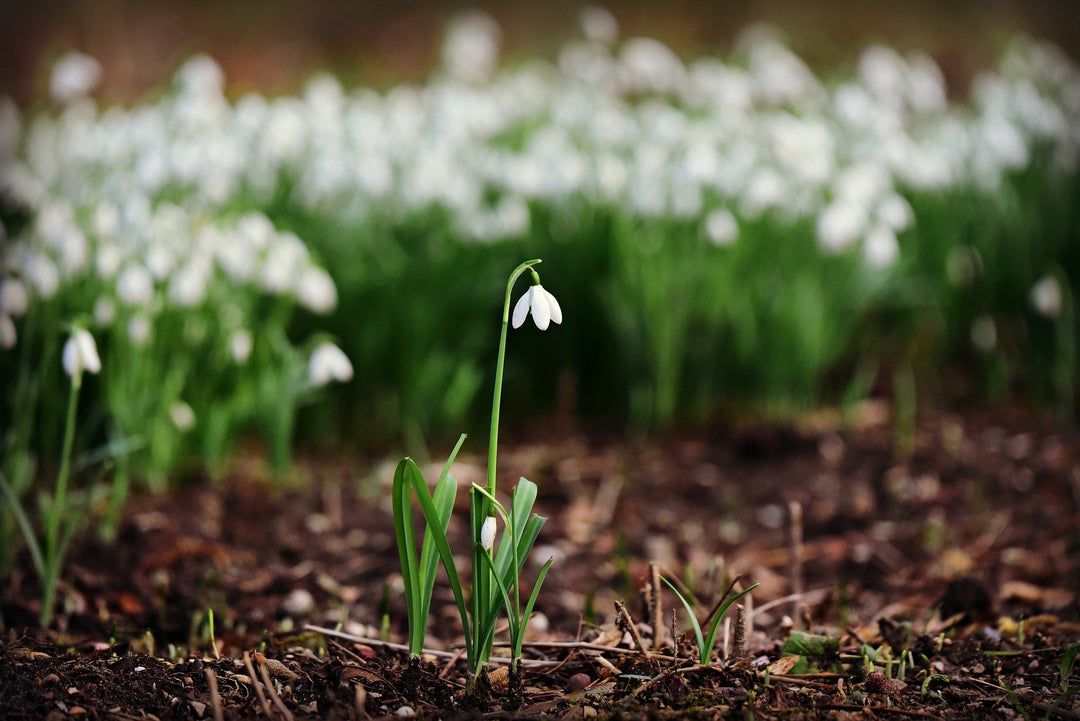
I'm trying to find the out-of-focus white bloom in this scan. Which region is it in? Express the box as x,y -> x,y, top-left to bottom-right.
296,266 -> 338,314
480,515 -> 497,552
580,6 -> 619,45
128,315 -> 151,346
95,242 -> 124,279
262,233 -> 309,293
230,329 -> 253,364
170,401 -> 196,431
816,199 -> 868,254
0,314 -> 15,350
308,342 -> 354,386
24,252 -> 60,298
704,208 -> 738,246
0,278 -> 29,316
862,225 -> 900,269
116,265 -> 155,306
1029,275 -> 1063,318
876,193 -> 914,232
441,10 -> 501,83
50,51 -> 103,104
62,327 -> 102,378
512,284 -> 563,331
620,37 -> 686,95
169,262 -> 209,307
970,315 -> 997,352
92,202 -> 121,238
93,296 -> 115,326
742,27 -> 821,106
740,167 -> 788,218
176,54 -> 225,96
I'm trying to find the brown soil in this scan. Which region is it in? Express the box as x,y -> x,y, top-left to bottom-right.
3,405 -> 1079,719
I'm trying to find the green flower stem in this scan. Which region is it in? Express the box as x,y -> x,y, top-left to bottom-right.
470,258 -> 541,675
41,369 -> 82,626
487,258 -> 541,495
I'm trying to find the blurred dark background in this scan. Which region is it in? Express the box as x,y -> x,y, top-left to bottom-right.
2,0 -> 1080,105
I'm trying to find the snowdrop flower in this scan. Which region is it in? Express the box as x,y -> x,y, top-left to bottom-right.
93,296 -> 115,326
970,315 -> 998,352
1029,275 -> 1063,318
0,277 -> 28,316
296,266 -> 338,314
441,10 -> 501,83
24,252 -> 60,298
862,225 -> 900,269
704,208 -> 738,246
580,6 -> 619,45
230,329 -> 253,364
816,199 -> 869,254
128,315 -> 151,346
50,51 -> 103,104
0,314 -> 15,350
480,515 -> 497,552
308,342 -> 354,386
62,327 -> 101,379
170,401 -> 196,431
116,265 -> 155,306
512,284 -> 562,331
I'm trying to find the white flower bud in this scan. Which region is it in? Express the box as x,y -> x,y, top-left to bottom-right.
307,342 -> 353,387
480,515 -> 497,552
62,328 -> 102,378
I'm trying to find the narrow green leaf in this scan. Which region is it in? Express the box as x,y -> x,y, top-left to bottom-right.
392,459 -> 423,653
703,583 -> 758,660
515,557 -> 554,659
662,576 -> 706,662
409,460 -> 474,663
0,473 -> 45,578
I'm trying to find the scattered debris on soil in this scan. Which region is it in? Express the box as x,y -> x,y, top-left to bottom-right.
3,406 -> 1079,719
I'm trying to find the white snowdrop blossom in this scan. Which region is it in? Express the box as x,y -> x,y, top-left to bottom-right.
296,266 -> 338,314
170,401 -> 196,431
970,315 -> 998,352
308,342 -> 354,387
116,265 -> 155,306
512,284 -> 563,331
862,225 -> 900,269
0,278 -> 29,316
480,515 -> 497,552
230,329 -> 253,364
441,10 -> 501,83
1029,275 -> 1063,318
50,51 -> 103,104
93,296 -> 115,326
704,208 -> 738,246
0,314 -> 15,350
62,327 -> 102,378
128,315 -> 151,346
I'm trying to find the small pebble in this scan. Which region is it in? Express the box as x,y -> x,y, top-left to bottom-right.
395,705 -> 415,717
567,673 -> 591,692
582,706 -> 597,717
282,588 -> 316,617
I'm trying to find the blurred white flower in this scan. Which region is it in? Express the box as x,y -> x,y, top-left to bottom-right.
93,296 -> 116,326
580,6 -> 619,45
1029,275 -> 1063,318
0,278 -> 29,316
128,315 -> 151,346
816,199 -> 868,254
170,401 -> 196,431
116,265 -> 155,306
296,266 -> 338,314
512,284 -> 563,331
230,329 -> 253,364
441,10 -> 501,83
62,327 -> 101,378
704,208 -> 738,246
970,315 -> 997,352
862,225 -> 900,269
169,262 -> 209,307
50,51 -> 103,104
480,515 -> 497,552
0,314 -> 15,350
876,193 -> 914,232
308,342 -> 354,386
24,252 -> 60,299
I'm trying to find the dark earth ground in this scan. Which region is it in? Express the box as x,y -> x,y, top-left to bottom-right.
2,403 -> 1079,719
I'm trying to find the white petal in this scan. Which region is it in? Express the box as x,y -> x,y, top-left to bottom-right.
0,314 -> 17,349
62,336 -> 79,377
75,328 -> 101,374
511,287 -> 531,329
480,515 -> 497,552
530,286 -> 551,330
543,287 -> 562,325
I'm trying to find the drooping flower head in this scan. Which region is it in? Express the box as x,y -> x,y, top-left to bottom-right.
511,272 -> 562,331
308,341 -> 354,387
62,327 -> 102,384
